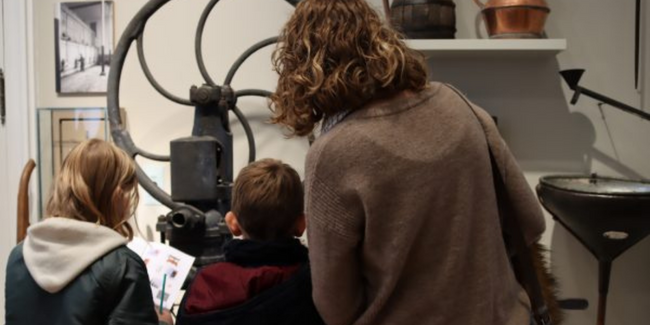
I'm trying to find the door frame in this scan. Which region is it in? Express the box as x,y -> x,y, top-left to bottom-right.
1,0 -> 34,319
2,0 -> 33,244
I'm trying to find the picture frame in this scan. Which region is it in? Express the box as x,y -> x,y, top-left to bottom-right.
54,1 -> 114,95
36,107 -> 109,217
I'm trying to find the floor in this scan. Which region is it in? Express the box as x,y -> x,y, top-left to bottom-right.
60,65 -> 110,94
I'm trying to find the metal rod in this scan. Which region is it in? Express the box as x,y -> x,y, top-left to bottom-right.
231,105 -> 256,163
195,0 -> 220,86
224,37 -> 278,86
108,0 -> 170,137
137,32 -> 193,106
579,87 -> 650,121
134,164 -> 205,219
0,69 -> 5,125
136,148 -> 170,162
235,89 -> 272,98
597,261 -> 612,325
107,0 -> 184,211
635,0 -> 640,89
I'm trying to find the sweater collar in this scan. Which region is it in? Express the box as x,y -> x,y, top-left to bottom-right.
321,110 -> 354,135
350,83 -> 441,120
224,238 -> 308,267
319,84 -> 441,135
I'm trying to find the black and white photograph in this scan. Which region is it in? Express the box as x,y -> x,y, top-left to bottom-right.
55,1 -> 113,95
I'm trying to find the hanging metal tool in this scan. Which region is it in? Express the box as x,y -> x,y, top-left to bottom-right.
635,0 -> 640,89
561,69 -> 650,121
1,68 -> 5,125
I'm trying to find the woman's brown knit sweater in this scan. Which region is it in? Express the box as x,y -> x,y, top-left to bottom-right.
305,82 -> 545,325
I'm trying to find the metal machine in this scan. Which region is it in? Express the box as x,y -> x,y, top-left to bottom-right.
107,0 -> 301,266
536,69 -> 650,325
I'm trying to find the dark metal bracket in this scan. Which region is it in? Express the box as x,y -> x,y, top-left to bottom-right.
560,69 -> 650,121
0,69 -> 5,125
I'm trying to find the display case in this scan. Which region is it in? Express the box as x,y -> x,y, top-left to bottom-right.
36,107 -> 108,217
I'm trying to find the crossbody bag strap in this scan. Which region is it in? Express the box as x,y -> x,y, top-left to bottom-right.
446,85 -> 552,325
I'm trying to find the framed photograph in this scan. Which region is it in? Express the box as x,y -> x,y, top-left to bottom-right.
37,107 -> 109,217
54,1 -> 114,95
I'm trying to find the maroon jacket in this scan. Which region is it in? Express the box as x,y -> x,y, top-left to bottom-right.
177,239 -> 324,325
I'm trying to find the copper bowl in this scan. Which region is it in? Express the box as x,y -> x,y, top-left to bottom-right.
475,0 -> 550,39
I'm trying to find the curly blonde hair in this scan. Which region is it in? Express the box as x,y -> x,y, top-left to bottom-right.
46,139 -> 138,239
271,0 -> 429,137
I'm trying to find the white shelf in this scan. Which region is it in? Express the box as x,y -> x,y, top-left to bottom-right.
405,39 -> 567,59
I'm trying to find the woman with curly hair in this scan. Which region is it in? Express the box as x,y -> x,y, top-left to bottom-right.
271,0 -> 546,324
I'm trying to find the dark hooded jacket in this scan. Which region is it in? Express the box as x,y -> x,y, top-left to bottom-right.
4,217 -> 162,325
176,239 -> 325,325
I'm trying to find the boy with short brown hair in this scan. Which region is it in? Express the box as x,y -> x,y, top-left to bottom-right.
228,158 -> 305,241
176,159 -> 324,325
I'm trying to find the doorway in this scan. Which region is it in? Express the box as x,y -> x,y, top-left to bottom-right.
0,0 -> 32,321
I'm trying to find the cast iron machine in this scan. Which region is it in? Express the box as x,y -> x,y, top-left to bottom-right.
107,0 -> 301,266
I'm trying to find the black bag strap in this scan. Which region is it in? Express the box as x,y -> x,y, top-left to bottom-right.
447,85 -> 553,325
487,145 -> 552,325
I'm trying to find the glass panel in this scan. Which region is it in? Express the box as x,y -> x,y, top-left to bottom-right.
37,107 -> 108,218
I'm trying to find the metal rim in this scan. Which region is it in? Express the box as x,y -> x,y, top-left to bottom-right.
539,175 -> 650,196
224,37 -> 278,86
195,0 -> 220,86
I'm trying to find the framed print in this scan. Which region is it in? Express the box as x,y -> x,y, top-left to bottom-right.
55,1 -> 114,95
37,107 -> 109,217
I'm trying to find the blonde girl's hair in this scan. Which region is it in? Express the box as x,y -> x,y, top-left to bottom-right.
46,139 -> 138,239
271,0 -> 429,137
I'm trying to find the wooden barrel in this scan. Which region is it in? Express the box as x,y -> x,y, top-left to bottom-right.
390,0 -> 456,39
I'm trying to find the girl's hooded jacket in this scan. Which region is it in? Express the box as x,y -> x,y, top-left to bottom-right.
5,217 -> 161,325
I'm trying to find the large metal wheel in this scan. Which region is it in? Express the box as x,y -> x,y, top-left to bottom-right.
107,0 -> 298,217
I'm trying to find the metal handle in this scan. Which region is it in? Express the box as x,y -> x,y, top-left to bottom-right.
1,69 -> 5,125
473,0 -> 486,9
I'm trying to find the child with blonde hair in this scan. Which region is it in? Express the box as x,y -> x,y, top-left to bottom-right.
5,139 -> 172,325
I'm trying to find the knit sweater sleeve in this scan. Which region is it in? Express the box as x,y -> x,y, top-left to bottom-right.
304,139 -> 365,325
472,104 -> 547,244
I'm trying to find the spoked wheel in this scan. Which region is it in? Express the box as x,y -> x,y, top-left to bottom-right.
107,0 -> 300,265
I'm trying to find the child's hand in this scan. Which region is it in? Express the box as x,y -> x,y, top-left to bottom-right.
157,309 -> 174,325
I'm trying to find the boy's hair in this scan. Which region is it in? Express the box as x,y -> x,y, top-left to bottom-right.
46,139 -> 138,239
231,158 -> 304,241
271,0 -> 429,137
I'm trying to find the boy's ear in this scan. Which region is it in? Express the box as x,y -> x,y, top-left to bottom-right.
225,212 -> 243,237
293,214 -> 306,237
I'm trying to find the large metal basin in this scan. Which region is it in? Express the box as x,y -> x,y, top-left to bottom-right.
537,175 -> 650,262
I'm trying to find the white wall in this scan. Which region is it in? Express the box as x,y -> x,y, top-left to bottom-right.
1,0 -> 32,322
27,0 -> 650,325
0,3 -> 8,322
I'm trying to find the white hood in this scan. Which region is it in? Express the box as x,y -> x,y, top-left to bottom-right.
23,217 -> 128,293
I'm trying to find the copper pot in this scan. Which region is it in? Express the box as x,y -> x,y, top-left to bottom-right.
474,0 -> 550,39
